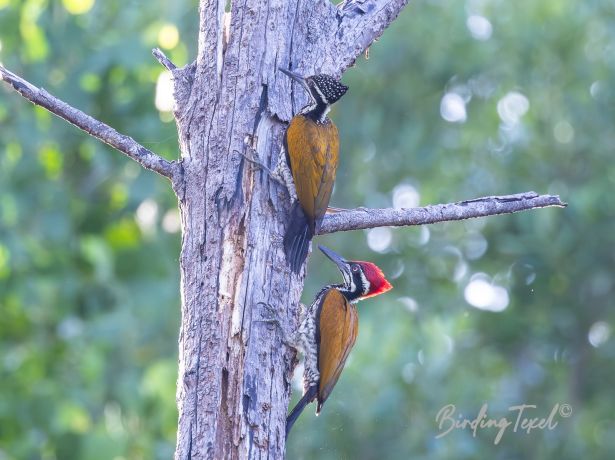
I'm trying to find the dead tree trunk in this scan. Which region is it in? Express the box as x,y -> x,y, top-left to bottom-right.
170,2 -> 416,457
0,0 -> 566,458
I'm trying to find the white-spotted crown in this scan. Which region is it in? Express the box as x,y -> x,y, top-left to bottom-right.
308,74 -> 349,105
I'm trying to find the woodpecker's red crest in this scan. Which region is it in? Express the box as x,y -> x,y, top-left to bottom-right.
355,261 -> 393,299
319,245 -> 392,302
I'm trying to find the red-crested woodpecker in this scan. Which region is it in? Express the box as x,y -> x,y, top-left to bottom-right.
286,245 -> 393,437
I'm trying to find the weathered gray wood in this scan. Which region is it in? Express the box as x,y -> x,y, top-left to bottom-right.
152,47 -> 177,71
319,192 -> 566,234
171,1 -> 414,458
0,65 -> 180,181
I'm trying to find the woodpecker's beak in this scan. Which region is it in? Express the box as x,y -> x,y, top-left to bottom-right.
279,67 -> 310,93
319,245 -> 350,274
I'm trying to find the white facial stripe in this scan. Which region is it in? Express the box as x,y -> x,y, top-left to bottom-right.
320,105 -> 331,122
359,270 -> 370,295
339,267 -> 354,292
343,270 -> 352,288
299,101 -> 317,115
312,82 -> 329,104
297,79 -> 318,115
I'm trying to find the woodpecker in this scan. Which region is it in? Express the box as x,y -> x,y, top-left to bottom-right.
286,245 -> 392,437
279,68 -> 349,273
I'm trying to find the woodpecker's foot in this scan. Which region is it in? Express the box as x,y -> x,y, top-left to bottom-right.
254,302 -> 298,349
271,155 -> 298,202
240,149 -> 286,185
240,136 -> 296,200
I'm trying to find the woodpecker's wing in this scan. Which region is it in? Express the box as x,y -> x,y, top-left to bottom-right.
285,115 -> 339,231
316,288 -> 358,413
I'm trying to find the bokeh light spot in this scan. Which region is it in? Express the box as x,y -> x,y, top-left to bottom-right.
110,183 -> 128,210
106,218 -> 140,249
158,23 -> 180,50
57,402 -> 92,433
454,261 -> 468,282
590,80 -> 604,100
62,0 -> 95,15
38,143 -> 63,180
553,120 -> 574,144
155,71 -> 175,112
440,92 -> 467,123
466,15 -> 492,41
136,199 -> 159,235
392,183 -> 420,208
366,227 -> 392,253
497,91 -> 529,125
419,226 -> 430,245
399,296 -> 419,313
588,321 -> 611,348
464,274 -> 509,312
80,73 -> 101,93
162,209 -> 181,234
464,232 -> 488,260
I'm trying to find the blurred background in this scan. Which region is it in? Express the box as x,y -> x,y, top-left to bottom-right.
1,0 -> 614,458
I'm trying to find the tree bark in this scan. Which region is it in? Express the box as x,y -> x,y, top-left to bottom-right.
0,1 -> 567,458
171,2 -> 413,458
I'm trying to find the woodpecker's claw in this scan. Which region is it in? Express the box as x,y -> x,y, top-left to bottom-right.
238,139 -> 298,201
239,149 -> 284,184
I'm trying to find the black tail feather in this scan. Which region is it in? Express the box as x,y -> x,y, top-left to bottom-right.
283,204 -> 313,274
286,386 -> 317,439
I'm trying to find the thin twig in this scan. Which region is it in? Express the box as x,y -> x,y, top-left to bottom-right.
318,192 -> 566,234
152,48 -> 177,71
0,64 -> 179,181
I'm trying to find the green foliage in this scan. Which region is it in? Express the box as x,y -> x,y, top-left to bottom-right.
0,0 -> 193,457
1,0 -> 614,458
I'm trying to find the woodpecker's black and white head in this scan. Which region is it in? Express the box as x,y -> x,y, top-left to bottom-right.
279,68 -> 349,123
319,245 -> 392,303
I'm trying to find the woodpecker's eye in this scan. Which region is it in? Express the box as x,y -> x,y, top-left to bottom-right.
351,265 -> 359,273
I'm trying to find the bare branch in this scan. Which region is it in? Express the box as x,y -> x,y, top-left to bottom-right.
333,0 -> 410,71
0,64 -> 180,181
318,192 -> 566,234
152,47 -> 177,70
